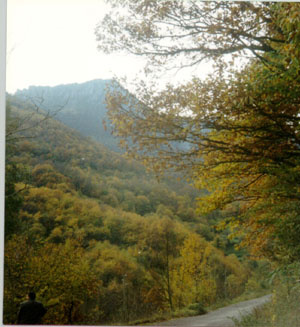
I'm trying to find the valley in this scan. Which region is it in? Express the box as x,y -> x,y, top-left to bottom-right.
4,81 -> 266,325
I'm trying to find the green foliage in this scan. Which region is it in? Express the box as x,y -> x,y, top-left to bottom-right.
5,164 -> 26,237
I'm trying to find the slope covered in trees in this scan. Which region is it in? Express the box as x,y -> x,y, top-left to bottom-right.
4,95 -> 263,325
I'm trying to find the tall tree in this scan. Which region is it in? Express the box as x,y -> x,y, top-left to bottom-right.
98,2 -> 300,261
139,217 -> 186,311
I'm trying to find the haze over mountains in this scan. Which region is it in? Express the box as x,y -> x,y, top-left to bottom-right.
14,79 -> 120,151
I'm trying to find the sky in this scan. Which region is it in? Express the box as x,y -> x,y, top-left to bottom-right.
6,0 -> 147,93
6,0 -> 216,94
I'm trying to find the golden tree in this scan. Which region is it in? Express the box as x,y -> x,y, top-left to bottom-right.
98,2 -> 300,261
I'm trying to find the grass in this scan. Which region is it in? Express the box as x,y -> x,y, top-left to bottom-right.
233,283 -> 300,327
206,288 -> 271,312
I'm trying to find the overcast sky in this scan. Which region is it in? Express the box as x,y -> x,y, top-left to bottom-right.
6,0 -> 216,95
6,0 -> 148,93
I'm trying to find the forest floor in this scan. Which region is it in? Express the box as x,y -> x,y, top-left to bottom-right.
151,294 -> 271,327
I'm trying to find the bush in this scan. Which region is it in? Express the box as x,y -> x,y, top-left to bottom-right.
188,302 -> 207,315
244,278 -> 260,294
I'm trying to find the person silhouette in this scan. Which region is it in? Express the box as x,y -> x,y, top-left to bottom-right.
17,292 -> 47,325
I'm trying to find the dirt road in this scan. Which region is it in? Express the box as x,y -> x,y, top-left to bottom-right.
152,294 -> 271,327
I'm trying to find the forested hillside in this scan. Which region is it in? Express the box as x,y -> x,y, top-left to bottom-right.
4,95 -> 261,325
5,1 -> 300,326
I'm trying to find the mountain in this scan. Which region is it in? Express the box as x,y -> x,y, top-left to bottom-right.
14,79 -> 120,151
6,93 -> 203,224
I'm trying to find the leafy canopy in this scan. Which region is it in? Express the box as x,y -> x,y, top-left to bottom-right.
98,2 -> 300,261
96,1 -> 281,74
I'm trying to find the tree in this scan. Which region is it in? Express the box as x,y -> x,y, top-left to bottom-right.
4,236 -> 101,325
137,216 -> 187,311
3,235 -> 32,323
96,1 -> 283,74
172,233 -> 248,307
87,241 -> 149,323
5,97 -> 63,238
177,233 -> 217,306
6,95 -> 63,147
4,163 -> 29,237
99,2 -> 300,261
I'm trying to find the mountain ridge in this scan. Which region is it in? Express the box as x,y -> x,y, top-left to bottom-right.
14,79 -> 120,151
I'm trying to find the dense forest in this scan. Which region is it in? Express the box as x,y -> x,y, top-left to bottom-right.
4,92 -> 263,325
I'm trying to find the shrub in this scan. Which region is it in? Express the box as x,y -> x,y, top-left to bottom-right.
188,302 -> 207,315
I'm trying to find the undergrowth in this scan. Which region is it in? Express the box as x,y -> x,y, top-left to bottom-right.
233,262 -> 300,327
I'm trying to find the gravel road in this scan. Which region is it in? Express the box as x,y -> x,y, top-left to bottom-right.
152,294 -> 272,327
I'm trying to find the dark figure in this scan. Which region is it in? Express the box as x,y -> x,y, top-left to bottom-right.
17,292 -> 47,325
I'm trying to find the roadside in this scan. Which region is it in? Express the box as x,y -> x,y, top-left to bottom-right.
150,294 -> 271,327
